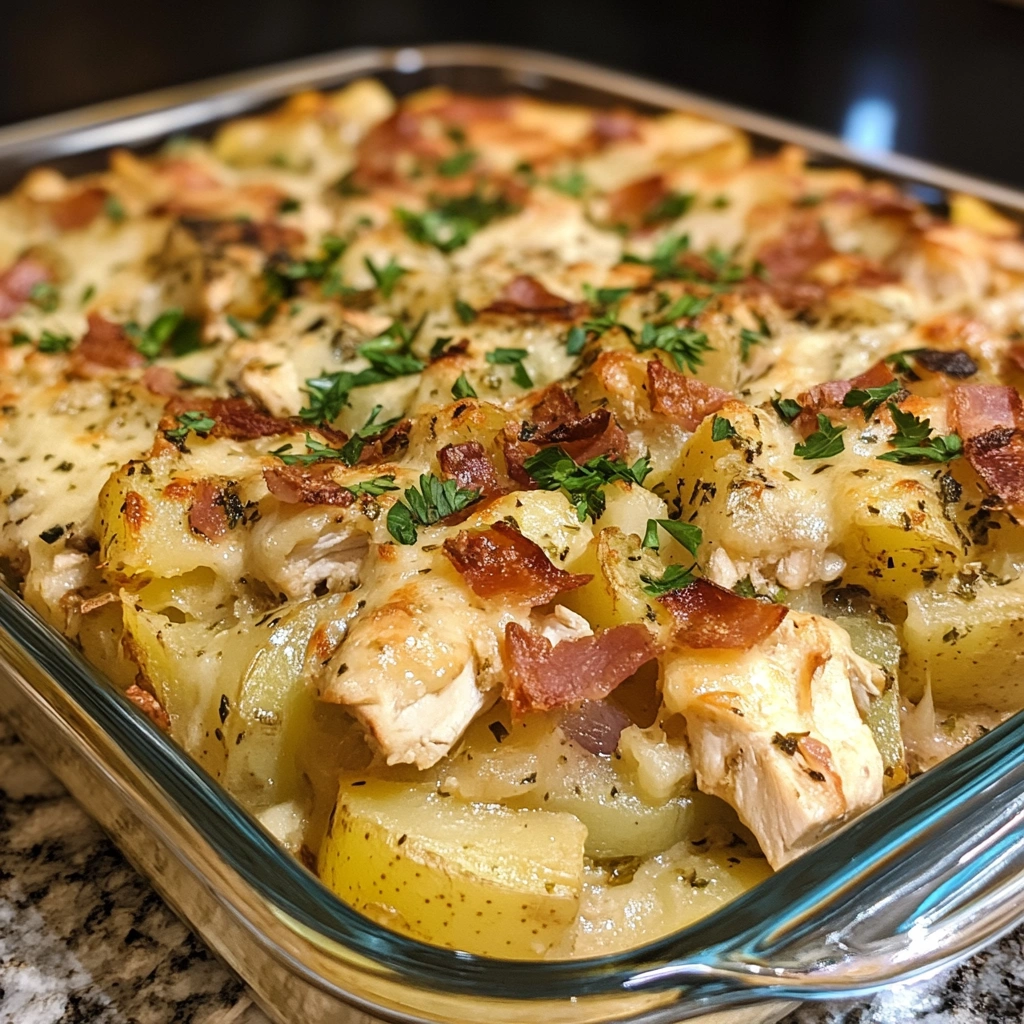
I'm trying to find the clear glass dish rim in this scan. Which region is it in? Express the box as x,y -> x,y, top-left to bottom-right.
2,41 -> 1024,1009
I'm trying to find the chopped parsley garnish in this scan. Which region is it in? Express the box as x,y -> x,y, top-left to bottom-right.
126,308 -> 202,359
340,405 -> 402,464
11,331 -> 31,347
430,336 -> 454,359
345,475 -> 400,498
640,563 -> 696,597
711,194 -> 731,209
454,299 -> 477,324
104,194 -> 126,223
29,282 -> 59,313
437,149 -> 476,177
644,190 -> 694,225
771,394 -> 803,424
80,284 -> 95,306
364,255 -> 407,298
397,191 -> 519,253
300,324 -> 424,422
451,373 -> 478,399
842,379 -> 901,420
565,325 -> 587,355
386,474 -> 482,545
277,196 -> 302,214
659,293 -> 709,321
164,410 -> 215,442
37,330 -> 73,353
739,316 -> 771,362
642,518 -> 703,558
634,321 -> 712,373
733,575 -> 757,599
523,446 -> 652,522
547,169 -> 587,197
877,403 -> 963,464
623,234 -> 691,279
226,313 -> 252,339
485,347 -> 533,388
794,414 -> 846,460
711,415 -> 737,442
270,433 -> 350,467
265,235 -> 347,300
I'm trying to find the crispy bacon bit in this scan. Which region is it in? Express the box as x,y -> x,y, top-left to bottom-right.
46,187 -> 108,231
912,349 -> 978,379
646,360 -> 731,429
188,480 -> 230,540
950,384 -> 1024,505
502,386 -> 629,485
141,366 -> 182,396
0,256 -> 51,319
161,396 -> 293,440
606,175 -> 670,229
591,109 -> 641,145
443,522 -> 591,605
438,442 -> 502,496
352,111 -> 441,187
531,385 -> 582,431
756,219 -> 835,284
660,579 -> 788,650
560,700 -> 632,755
484,276 -> 583,319
356,418 -> 411,465
125,684 -> 171,731
179,217 -> 305,255
503,621 -> 660,715
72,314 -> 147,374
796,359 -> 896,432
263,464 -> 354,507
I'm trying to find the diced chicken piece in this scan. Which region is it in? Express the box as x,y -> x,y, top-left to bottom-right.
321,576 -> 511,768
222,339 -> 302,418
248,506 -> 368,599
661,611 -> 884,869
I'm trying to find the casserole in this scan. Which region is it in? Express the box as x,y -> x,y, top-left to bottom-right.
1,42 -> 1024,1023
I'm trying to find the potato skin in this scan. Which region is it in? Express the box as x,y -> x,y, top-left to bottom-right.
318,778 -> 587,957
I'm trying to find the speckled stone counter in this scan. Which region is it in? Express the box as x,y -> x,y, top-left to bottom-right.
2,714 -> 1022,1024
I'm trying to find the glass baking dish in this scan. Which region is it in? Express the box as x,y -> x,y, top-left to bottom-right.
1,42 -> 1024,1024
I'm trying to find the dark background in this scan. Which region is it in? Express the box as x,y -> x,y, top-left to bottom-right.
1,0 -> 1023,188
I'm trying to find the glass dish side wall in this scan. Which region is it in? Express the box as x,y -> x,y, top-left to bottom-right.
0,44 -> 1023,1024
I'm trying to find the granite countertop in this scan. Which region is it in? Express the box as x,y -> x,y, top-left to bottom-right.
2,714 -> 1022,1024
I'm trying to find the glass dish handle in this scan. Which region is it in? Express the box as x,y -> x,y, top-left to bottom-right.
625,710 -> 1024,1007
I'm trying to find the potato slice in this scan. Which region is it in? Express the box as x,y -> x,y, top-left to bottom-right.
902,577 -> 1024,710
319,778 -> 587,957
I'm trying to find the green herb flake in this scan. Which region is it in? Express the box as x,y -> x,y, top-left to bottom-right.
485,347 -> 533,388
386,473 -> 482,545
711,415 -> 738,442
794,414 -> 846,460
771,394 -> 803,424
104,194 -> 126,223
226,314 -> 252,339
523,446 -> 652,522
876,403 -> 963,464
277,196 -> 302,214
640,564 -> 696,597
642,518 -> 703,557
451,373 -> 478,399
733,575 -> 758,599
842,379 -> 901,420
363,256 -> 407,298
397,191 -> 519,253
644,190 -> 694,225
547,169 -> 587,198
37,330 -> 73,353
454,299 -> 477,324
437,149 -> 477,177
164,410 -> 216,442
345,475 -> 400,498
126,308 -> 202,360
29,282 -> 60,313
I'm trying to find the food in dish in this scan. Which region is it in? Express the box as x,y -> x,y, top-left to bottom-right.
1,79 -> 1023,958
